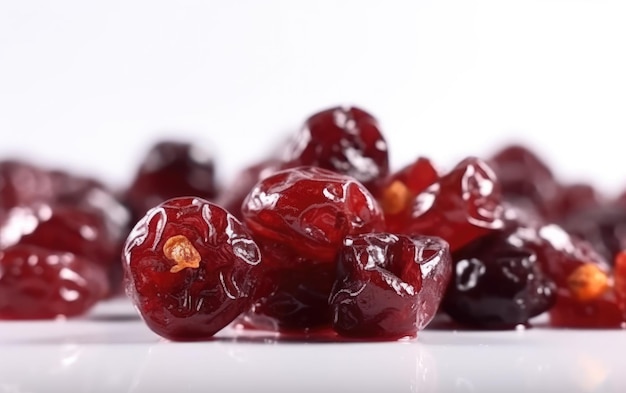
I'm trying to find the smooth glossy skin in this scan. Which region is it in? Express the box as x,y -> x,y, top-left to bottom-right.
123,197 -> 262,341
399,157 -> 504,252
443,231 -> 556,329
0,245 -> 108,319
125,141 -> 218,218
489,144 -> 562,220
242,166 -> 385,263
283,106 -> 389,192
330,234 -> 450,339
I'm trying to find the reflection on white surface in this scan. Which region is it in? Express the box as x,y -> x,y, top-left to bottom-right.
0,299 -> 625,393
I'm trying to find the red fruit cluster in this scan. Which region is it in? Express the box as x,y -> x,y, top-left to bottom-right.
4,105 -> 626,341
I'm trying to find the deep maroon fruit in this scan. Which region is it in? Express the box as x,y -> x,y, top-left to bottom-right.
216,159 -> 285,220
242,166 -> 385,263
283,106 -> 389,192
559,205 -> 626,265
511,224 -> 621,327
556,183 -> 603,219
0,203 -> 118,267
614,251 -> 626,317
125,141 -> 218,217
242,247 -> 335,331
123,197 -> 262,341
380,157 -> 439,229
0,245 -> 108,319
0,160 -> 54,211
330,234 -> 451,339
397,157 -> 504,252
442,231 -> 556,329
489,144 -> 562,220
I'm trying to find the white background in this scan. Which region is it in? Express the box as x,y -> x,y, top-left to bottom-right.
1,0 -> 625,194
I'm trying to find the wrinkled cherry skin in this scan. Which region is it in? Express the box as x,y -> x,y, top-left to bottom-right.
330,234 -> 451,339
397,157 -> 504,252
488,144 -> 562,220
442,230 -> 556,329
125,141 -> 218,218
283,106 -> 389,192
123,197 -> 262,341
0,245 -> 108,319
242,166 -> 385,263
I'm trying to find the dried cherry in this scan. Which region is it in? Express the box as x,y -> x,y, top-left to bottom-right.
123,197 -> 262,341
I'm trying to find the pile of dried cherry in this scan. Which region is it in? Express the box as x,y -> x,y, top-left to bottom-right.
2,106 -> 626,341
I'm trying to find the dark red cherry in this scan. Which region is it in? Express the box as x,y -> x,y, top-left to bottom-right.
397,157 -> 504,252
379,157 -> 439,229
241,242 -> 336,331
511,224 -> 621,328
242,166 -> 385,263
283,106 -> 389,192
0,160 -> 54,211
0,203 -> 118,267
488,144 -> 562,220
125,141 -> 218,218
559,204 -> 626,265
442,230 -> 556,329
330,234 -> 451,339
0,245 -> 108,319
123,197 -> 262,341
556,183 -> 603,219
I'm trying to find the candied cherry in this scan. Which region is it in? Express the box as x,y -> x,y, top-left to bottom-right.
0,203 -> 118,267
379,157 -> 439,228
283,106 -> 389,192
125,141 -> 218,218
0,160 -> 54,211
240,243 -> 336,331
0,245 -> 108,319
513,224 -> 622,328
242,166 -> 385,263
556,183 -> 603,219
123,197 -> 262,341
488,144 -> 562,220
397,157 -> 504,252
330,234 -> 451,339
442,230 -> 556,329
559,204 -> 626,265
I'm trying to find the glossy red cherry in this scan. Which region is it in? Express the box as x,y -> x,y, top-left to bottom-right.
397,157 -> 504,252
379,157 -> 439,230
283,106 -> 389,192
0,245 -> 108,319
330,234 -> 451,339
242,166 -> 385,263
123,197 -> 262,341
0,160 -> 54,211
125,141 -> 218,218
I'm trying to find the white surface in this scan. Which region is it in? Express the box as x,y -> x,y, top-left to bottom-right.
1,298 -> 625,393
2,2 -> 626,393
